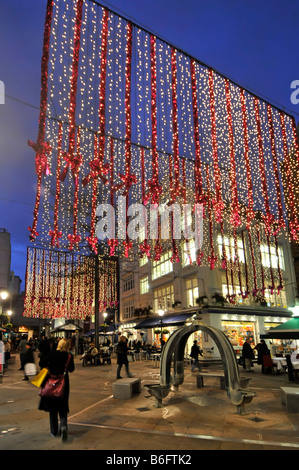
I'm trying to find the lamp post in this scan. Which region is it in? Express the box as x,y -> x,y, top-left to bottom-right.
158,309 -> 164,348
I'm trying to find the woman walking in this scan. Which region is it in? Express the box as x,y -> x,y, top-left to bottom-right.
38,338 -> 75,441
116,335 -> 134,379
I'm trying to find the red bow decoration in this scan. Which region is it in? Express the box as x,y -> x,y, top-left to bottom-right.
252,288 -> 259,297
115,173 -> 137,196
82,160 -> 110,187
86,235 -> 98,253
28,226 -> 39,242
68,233 -> 81,250
59,151 -> 82,185
139,240 -> 151,257
28,140 -> 51,176
154,242 -> 162,261
49,229 -> 62,248
108,239 -> 119,256
144,178 -> 162,205
171,245 -> 180,263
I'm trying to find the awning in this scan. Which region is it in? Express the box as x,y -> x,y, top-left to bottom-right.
135,312 -> 196,330
205,307 -> 291,318
265,317 -> 299,339
51,323 -> 82,333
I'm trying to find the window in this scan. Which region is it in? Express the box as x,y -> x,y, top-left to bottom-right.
263,288 -> 287,308
139,256 -> 148,267
186,278 -> 199,306
181,239 -> 197,266
260,245 -> 285,270
123,273 -> 134,293
153,284 -> 174,312
217,234 -> 245,263
140,276 -> 149,295
222,284 -> 250,305
123,299 -> 135,319
152,250 -> 173,280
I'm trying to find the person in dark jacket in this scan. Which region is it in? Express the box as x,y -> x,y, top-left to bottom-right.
254,339 -> 270,373
190,340 -> 203,372
38,335 -> 51,368
116,335 -> 134,379
242,337 -> 255,372
38,338 -> 75,441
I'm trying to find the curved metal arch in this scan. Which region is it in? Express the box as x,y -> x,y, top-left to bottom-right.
145,320 -> 255,412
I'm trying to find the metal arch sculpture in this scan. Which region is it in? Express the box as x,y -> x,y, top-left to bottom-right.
145,319 -> 255,414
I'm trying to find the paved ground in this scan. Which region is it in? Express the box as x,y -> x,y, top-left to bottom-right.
0,352 -> 299,455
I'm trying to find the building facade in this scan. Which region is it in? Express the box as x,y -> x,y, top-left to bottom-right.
118,228 -> 296,357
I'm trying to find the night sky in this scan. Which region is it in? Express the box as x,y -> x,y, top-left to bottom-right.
0,0 -> 298,286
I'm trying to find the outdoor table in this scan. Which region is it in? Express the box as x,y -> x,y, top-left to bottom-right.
272,357 -> 287,371
150,353 -> 161,367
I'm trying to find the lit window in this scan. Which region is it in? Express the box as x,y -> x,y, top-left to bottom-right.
123,299 -> 135,319
140,276 -> 149,295
186,278 -> 199,306
260,244 -> 285,270
153,284 -> 174,312
181,239 -> 197,266
152,250 -> 173,280
123,273 -> 134,293
217,234 -> 245,263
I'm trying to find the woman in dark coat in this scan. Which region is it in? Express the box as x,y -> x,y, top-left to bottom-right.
116,335 -> 134,379
39,338 -> 75,440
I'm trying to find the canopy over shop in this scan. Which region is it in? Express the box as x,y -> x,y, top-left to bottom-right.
262,317 -> 299,339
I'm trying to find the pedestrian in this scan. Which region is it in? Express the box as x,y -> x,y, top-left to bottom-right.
23,342 -> 36,380
18,335 -> 28,371
242,337 -> 255,372
190,340 -> 203,372
4,340 -> 11,369
116,335 -> 134,379
254,339 -> 270,373
38,338 -> 75,441
38,335 -> 51,368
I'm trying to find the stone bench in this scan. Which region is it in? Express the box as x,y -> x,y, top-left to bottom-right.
196,372 -> 251,390
113,377 -> 141,399
281,387 -> 299,413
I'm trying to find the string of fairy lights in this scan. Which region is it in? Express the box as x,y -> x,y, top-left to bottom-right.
25,0 -> 299,318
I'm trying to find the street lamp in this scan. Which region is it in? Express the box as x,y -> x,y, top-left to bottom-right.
158,309 -> 164,348
0,291 -> 9,326
0,291 -> 8,301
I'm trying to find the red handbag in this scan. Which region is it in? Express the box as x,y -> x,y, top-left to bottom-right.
39,354 -> 71,399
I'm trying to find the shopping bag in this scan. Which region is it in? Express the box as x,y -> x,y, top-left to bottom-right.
39,374 -> 65,399
24,363 -> 37,376
30,367 -> 49,388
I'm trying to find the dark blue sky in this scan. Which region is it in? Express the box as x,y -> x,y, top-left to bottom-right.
0,0 -> 298,286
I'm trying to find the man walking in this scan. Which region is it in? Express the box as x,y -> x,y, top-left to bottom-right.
190,340 -> 203,372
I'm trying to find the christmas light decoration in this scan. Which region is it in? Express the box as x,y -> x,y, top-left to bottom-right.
23,247 -> 118,319
26,0 -> 299,318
